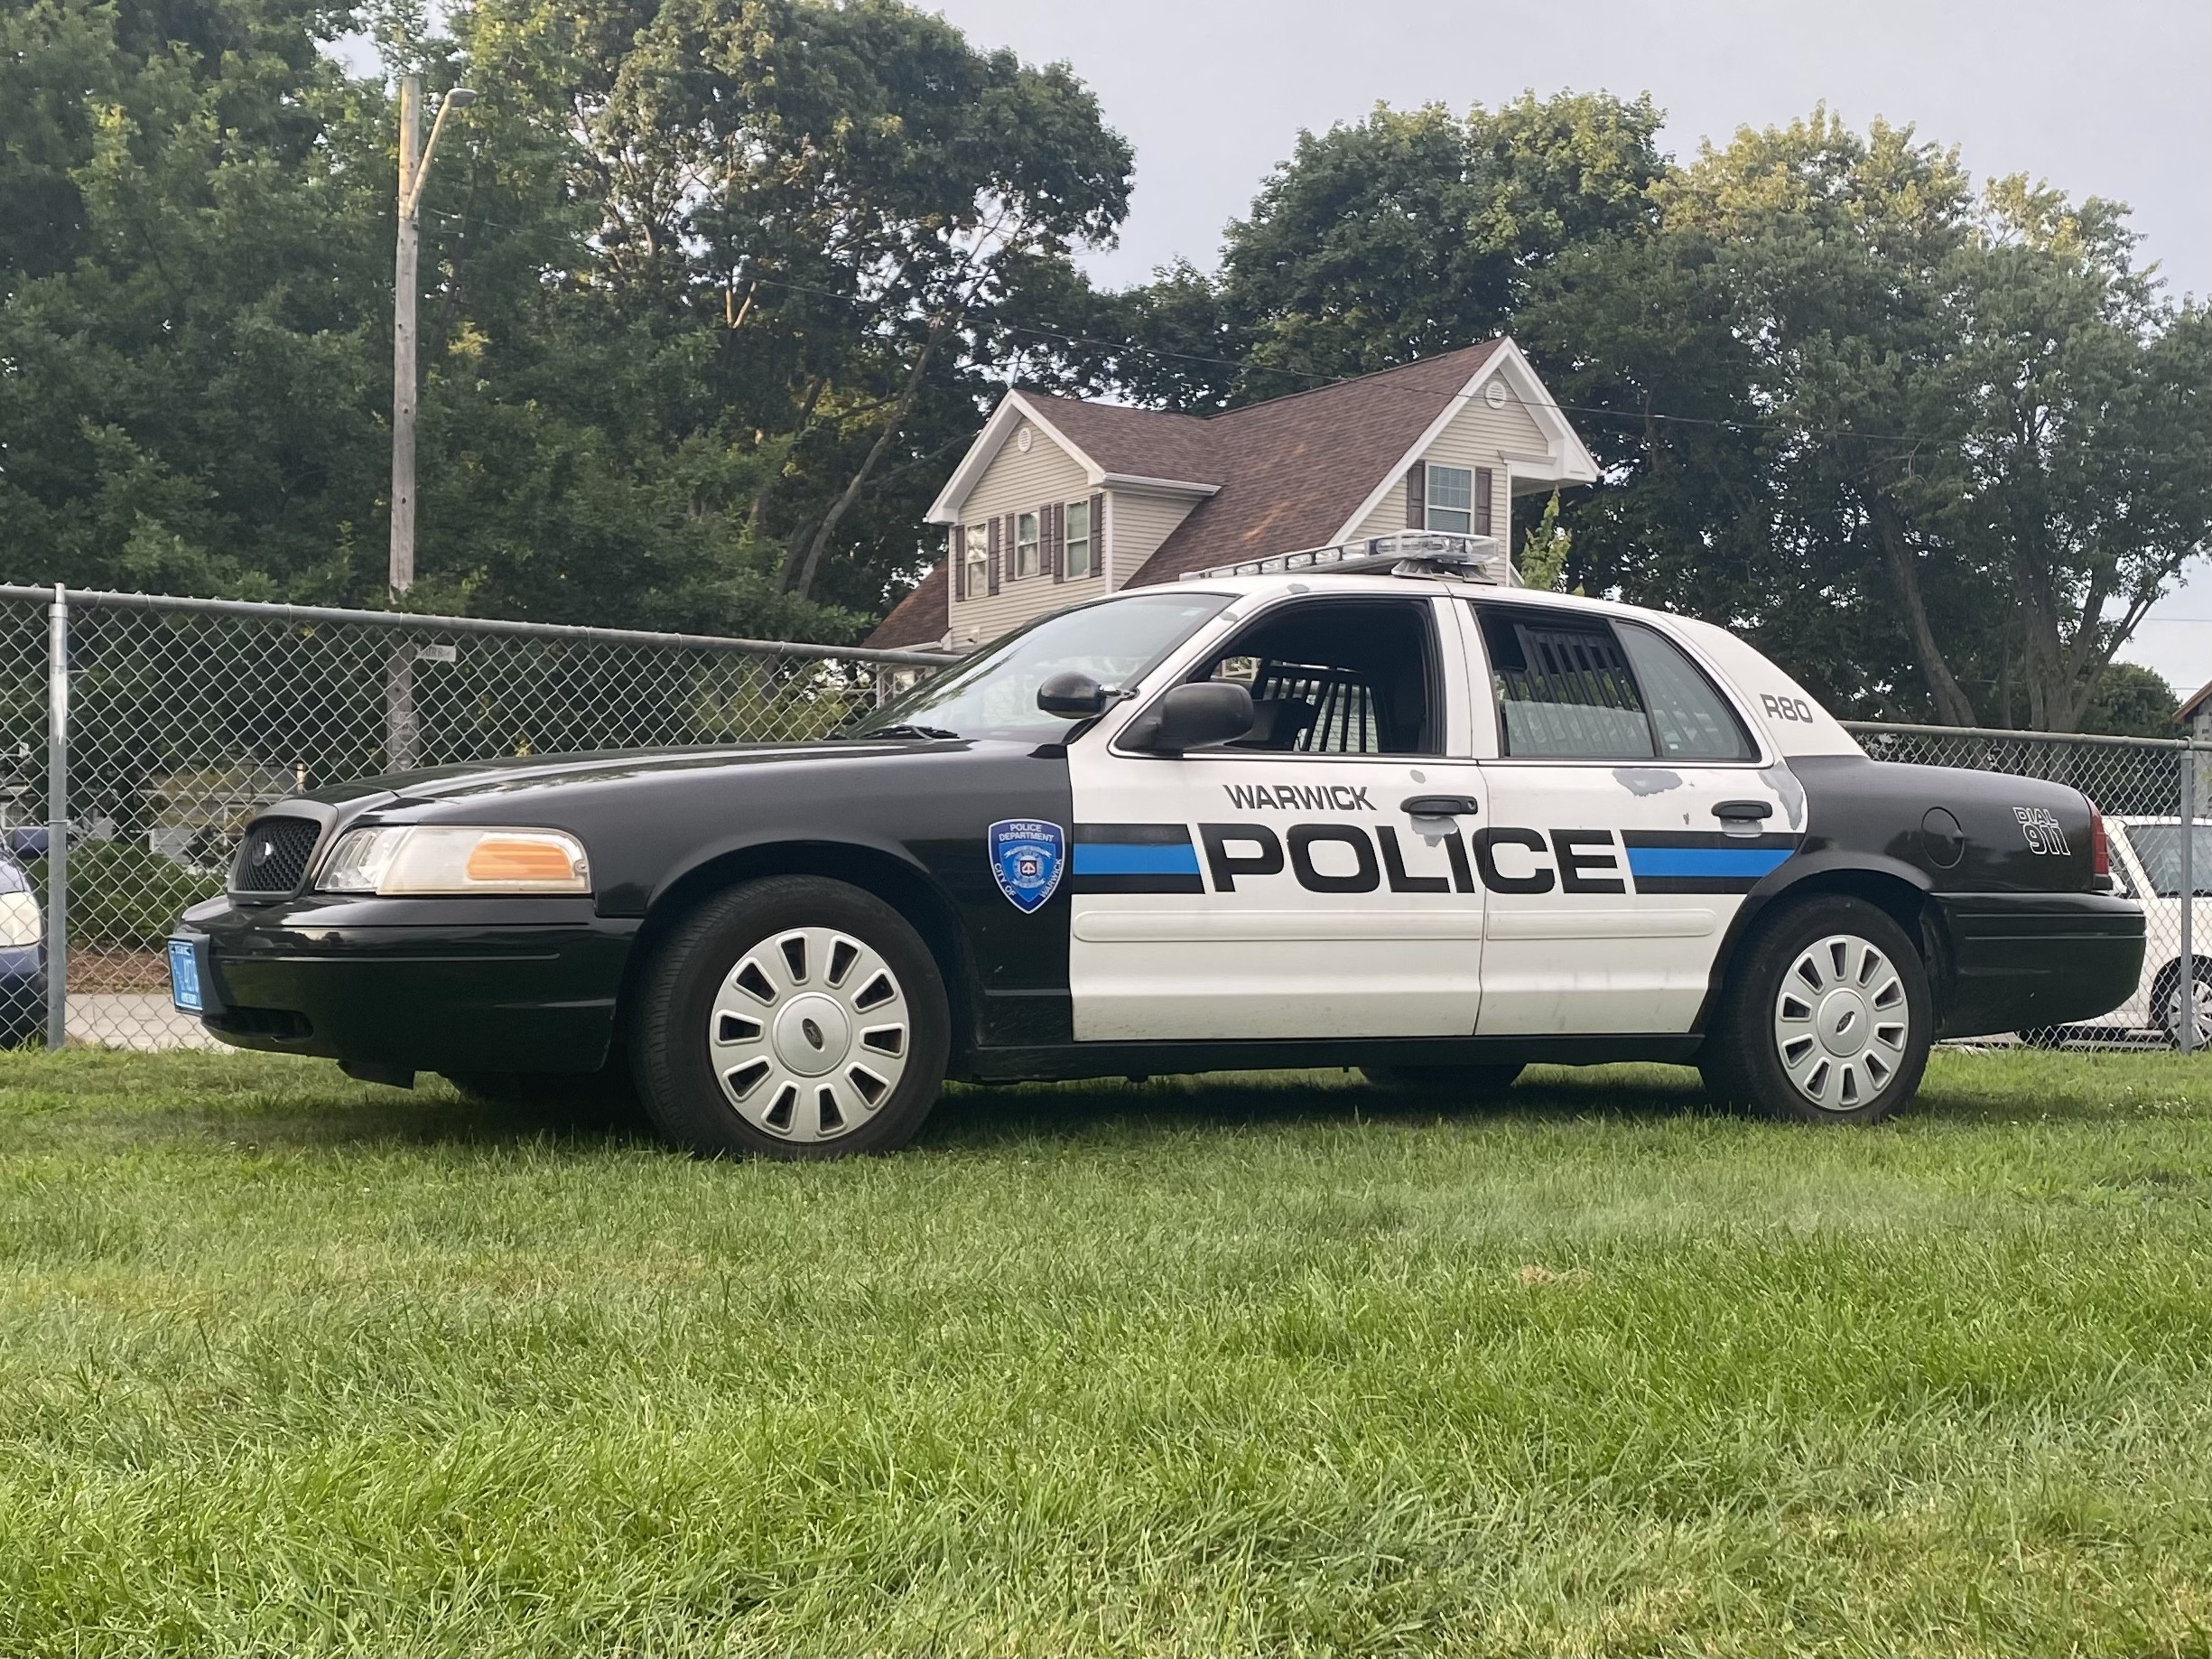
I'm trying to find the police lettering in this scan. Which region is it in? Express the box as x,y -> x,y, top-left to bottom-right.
1198,821 -> 1615,896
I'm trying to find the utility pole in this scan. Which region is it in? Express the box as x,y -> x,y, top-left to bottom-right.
386,76 -> 471,769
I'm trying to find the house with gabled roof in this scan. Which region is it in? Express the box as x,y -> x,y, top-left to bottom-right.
866,338 -> 1598,651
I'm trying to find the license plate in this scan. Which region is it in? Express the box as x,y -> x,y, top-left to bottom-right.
168,938 -> 204,1013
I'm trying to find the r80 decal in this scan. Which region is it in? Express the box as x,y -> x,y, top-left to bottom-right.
1761,692 -> 1817,723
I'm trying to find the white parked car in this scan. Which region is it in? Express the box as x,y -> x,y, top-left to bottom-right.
2026,816 -> 2212,1047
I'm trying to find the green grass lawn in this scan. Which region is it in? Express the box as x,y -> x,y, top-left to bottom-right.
4,1050 -> 2212,1655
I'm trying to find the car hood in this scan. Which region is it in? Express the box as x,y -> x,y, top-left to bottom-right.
293,737 -> 987,811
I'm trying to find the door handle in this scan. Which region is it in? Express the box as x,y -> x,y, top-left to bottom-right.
1401,794 -> 1481,816
1713,799 -> 1773,823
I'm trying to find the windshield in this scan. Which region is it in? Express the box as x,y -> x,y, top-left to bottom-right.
852,591 -> 1233,743
2122,822 -> 2212,898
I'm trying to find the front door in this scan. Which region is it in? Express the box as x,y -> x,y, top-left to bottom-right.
1066,592 -> 1490,1041
1464,601 -> 1795,1035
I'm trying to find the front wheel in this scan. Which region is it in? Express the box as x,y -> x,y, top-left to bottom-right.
630,876 -> 951,1158
1701,895 -> 1931,1125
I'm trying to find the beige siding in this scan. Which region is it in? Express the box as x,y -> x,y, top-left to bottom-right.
1345,389 -> 1554,549
1108,487 -> 1204,587
947,421 -> 1101,648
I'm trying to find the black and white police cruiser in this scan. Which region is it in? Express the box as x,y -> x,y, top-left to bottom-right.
172,533 -> 2145,1155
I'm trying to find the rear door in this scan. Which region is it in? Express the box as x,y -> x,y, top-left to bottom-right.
1065,591 -> 1490,1041
1465,601 -> 1794,1035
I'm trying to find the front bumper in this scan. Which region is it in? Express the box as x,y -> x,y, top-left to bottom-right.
1929,890 -> 2145,1038
178,893 -> 637,1072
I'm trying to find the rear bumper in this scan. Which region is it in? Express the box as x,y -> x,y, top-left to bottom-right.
1930,891 -> 2145,1038
178,894 -> 637,1072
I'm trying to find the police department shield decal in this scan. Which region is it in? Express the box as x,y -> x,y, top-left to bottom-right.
990,818 -> 1065,913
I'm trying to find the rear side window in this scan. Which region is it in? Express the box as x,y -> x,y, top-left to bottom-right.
1475,606 -> 1754,761
1615,623 -> 1756,761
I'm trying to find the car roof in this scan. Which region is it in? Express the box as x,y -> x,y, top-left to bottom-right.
1178,570 -> 1658,626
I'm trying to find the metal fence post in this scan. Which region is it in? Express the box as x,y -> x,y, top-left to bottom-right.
45,583 -> 68,1050
2183,743 -> 2198,1054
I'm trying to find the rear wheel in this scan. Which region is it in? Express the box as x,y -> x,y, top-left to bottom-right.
1360,1062 -> 1523,1099
1701,895 -> 1930,1125
630,876 -> 950,1158
2152,957 -> 2212,1049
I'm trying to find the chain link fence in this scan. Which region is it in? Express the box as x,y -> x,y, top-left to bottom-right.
0,584 -> 952,1049
0,584 -> 2201,1055
1842,721 -> 2210,1050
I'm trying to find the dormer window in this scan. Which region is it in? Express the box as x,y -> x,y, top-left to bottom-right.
1425,465 -> 1473,535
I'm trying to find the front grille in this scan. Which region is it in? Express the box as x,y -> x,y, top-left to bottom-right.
229,816 -> 321,895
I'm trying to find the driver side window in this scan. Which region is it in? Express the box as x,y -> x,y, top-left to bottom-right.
1186,599 -> 1442,757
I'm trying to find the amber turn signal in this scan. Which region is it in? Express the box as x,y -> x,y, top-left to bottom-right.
466,836 -> 581,883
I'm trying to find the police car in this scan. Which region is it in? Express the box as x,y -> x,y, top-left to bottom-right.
170,534 -> 2145,1155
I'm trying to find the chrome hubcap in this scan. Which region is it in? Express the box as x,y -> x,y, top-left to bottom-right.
2163,972 -> 2212,1048
709,927 -> 909,1141
1773,933 -> 1909,1112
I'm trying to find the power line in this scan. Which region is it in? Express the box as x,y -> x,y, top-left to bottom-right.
419,206 -> 1938,450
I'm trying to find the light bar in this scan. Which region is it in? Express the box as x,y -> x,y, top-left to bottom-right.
1179,531 -> 1510,584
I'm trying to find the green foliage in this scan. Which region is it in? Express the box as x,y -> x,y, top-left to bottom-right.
1520,109 -> 2212,729
2081,661 -> 2180,738
33,841 -> 223,948
0,0 -> 1132,636
7,1049 -> 2212,1650
1079,92 -> 1665,411
1094,101 -> 2212,731
1516,489 -> 1576,592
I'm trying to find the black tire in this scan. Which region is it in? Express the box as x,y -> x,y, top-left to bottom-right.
2152,956 -> 2212,1050
1360,1062 -> 1524,1098
1700,895 -> 1931,1125
630,876 -> 950,1158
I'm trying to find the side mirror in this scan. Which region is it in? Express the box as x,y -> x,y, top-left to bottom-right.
1036,670 -> 1113,718
1124,682 -> 1254,754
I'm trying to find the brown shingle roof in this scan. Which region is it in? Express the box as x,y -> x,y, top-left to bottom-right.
864,340 -> 1506,644
1127,340 -> 1501,583
1015,395 -> 1222,484
865,562 -> 948,649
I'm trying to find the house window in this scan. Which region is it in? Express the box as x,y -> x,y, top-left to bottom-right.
963,525 -> 988,599
1064,499 -> 1092,579
1426,465 -> 1473,535
1015,511 -> 1040,579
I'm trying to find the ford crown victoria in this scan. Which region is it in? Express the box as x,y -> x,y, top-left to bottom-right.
170,536 -> 2145,1155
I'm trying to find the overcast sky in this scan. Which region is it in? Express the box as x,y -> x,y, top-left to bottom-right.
925,0 -> 2212,697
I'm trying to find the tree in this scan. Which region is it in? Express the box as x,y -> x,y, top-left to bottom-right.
2080,662 -> 2179,738
0,0 -> 1132,638
1083,92 -> 1666,412
1525,110 -> 2212,729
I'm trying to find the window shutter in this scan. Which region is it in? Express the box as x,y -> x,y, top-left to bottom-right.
1475,468 -> 1493,537
1406,464 -> 1426,529
952,525 -> 966,601
1049,502 -> 1064,583
1091,493 -> 1104,583
987,517 -> 1001,596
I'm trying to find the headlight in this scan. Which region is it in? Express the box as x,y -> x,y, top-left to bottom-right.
316,826 -> 590,895
0,890 -> 40,946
